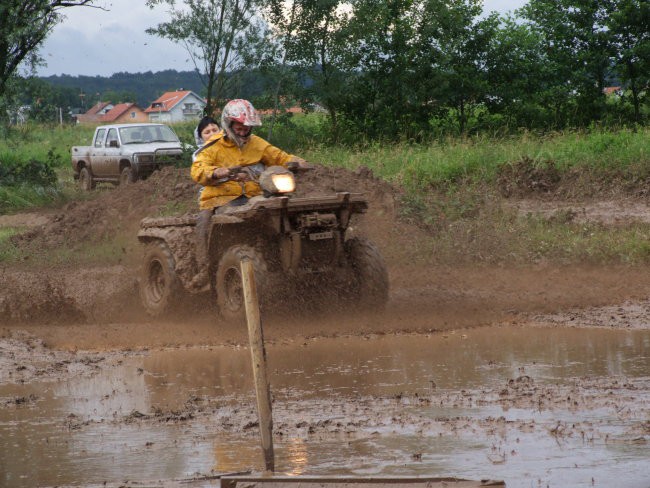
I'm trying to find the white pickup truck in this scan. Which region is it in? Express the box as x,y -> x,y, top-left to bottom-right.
71,123 -> 184,190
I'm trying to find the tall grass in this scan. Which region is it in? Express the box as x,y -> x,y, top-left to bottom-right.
301,127 -> 650,190
1,119 -> 648,213
0,123 -> 95,165
2,120 -> 650,266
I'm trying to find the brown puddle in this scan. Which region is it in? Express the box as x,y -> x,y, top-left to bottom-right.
1,325 -> 649,488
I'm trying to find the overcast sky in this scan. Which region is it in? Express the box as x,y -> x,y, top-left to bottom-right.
36,0 -> 528,77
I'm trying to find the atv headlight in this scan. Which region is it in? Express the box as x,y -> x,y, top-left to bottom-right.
271,173 -> 295,193
259,166 -> 295,194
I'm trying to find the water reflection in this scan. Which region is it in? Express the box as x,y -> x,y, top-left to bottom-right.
1,326 -> 648,488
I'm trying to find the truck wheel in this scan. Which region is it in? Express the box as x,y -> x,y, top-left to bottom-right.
344,237 -> 389,309
79,167 -> 95,191
139,241 -> 180,317
120,166 -> 136,185
215,245 -> 268,323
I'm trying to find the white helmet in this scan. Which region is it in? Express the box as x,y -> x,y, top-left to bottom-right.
221,99 -> 261,147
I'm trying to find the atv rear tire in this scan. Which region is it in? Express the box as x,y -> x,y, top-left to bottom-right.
215,245 -> 268,323
139,240 -> 180,317
345,237 -> 389,309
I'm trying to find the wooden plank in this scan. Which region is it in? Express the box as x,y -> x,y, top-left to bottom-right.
220,476 -> 505,488
241,257 -> 275,472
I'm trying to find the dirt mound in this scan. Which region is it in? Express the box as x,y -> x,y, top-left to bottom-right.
14,164 -> 398,252
14,167 -> 197,250
497,157 -> 650,200
496,157 -> 562,197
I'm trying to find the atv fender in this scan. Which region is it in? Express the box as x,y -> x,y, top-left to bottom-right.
211,214 -> 244,225
137,225 -> 197,292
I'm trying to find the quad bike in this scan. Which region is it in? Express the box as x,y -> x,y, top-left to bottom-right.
137,163 -> 389,321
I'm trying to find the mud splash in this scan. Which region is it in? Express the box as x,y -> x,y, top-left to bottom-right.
1,325 -> 648,488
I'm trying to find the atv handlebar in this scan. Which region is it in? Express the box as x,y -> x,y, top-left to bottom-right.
213,161 -> 313,184
286,161 -> 313,172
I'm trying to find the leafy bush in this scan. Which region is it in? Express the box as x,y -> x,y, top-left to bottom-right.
0,149 -> 58,186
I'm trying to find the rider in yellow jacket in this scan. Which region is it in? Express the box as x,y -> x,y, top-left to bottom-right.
192,128 -> 299,209
190,99 -> 305,288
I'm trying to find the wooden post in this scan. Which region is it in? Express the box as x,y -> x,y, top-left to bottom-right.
241,257 -> 275,472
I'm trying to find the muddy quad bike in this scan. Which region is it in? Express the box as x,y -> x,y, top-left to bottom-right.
137,164 -> 389,321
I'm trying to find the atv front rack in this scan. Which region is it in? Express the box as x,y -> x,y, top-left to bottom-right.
216,192 -> 368,220
138,192 -> 368,230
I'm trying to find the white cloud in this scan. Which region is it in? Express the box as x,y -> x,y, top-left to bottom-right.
38,0 -> 191,76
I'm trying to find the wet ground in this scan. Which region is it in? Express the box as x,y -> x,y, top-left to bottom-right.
1,324 -> 648,488
3,169 -> 650,488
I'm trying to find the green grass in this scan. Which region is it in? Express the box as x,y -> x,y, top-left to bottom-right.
301,127 -> 650,190
401,201 -> 650,266
0,123 -> 95,164
2,120 -> 650,268
0,184 -> 66,213
0,227 -> 21,261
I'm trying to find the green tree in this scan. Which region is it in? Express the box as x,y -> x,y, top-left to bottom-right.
343,0 -> 421,137
146,0 -> 265,115
520,0 -> 616,125
101,89 -> 138,104
263,0 -> 352,136
18,77 -> 78,122
608,0 -> 650,123
485,15 -> 550,129
335,0 -> 494,138
426,0 -> 497,134
0,1 -> 98,121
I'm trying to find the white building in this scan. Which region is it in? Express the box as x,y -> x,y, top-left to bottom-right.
145,90 -> 206,123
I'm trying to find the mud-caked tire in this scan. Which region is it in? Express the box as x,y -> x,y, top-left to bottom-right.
139,240 -> 181,317
344,237 -> 389,309
120,166 -> 136,186
79,167 -> 95,191
214,245 -> 268,323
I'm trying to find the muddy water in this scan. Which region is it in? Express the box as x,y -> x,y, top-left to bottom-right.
1,326 -> 649,488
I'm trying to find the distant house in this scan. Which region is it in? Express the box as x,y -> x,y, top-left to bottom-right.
75,101 -> 114,124
145,90 -> 206,123
100,103 -> 148,123
75,101 -> 147,124
603,86 -> 622,97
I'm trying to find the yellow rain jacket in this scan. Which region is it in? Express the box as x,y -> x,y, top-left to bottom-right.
191,131 -> 295,210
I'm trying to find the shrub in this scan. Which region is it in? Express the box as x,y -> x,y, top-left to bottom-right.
0,150 -> 58,187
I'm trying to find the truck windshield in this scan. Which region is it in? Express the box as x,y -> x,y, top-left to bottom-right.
119,126 -> 180,144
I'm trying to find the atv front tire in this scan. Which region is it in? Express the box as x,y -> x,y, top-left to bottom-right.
345,237 -> 389,308
139,240 -> 180,317
215,245 -> 268,323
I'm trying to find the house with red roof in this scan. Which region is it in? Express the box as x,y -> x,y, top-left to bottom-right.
100,103 -> 148,123
75,101 -> 147,124
144,89 -> 206,123
75,101 -> 114,124
603,86 -> 622,96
